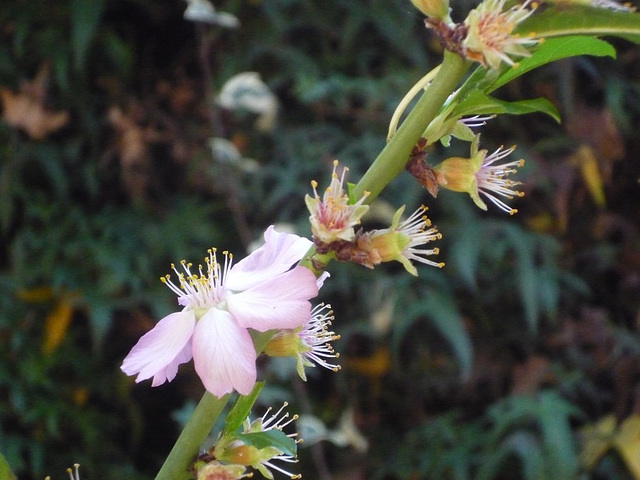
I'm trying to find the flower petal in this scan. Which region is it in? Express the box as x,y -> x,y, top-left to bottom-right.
228,266 -> 318,331
151,342 -> 192,386
121,311 -> 195,385
192,309 -> 257,396
226,226 -> 312,291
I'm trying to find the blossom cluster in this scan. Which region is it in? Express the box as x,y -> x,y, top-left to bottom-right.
117,2 -> 542,476
121,227 -> 332,397
306,160 -> 444,275
199,403 -> 301,480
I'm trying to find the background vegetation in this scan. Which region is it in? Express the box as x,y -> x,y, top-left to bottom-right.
2,0 -> 640,479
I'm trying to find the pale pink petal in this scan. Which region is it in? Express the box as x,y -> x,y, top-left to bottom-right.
226,226 -> 312,291
228,266 -> 317,331
192,309 -> 257,397
151,342 -> 192,386
121,310 -> 195,385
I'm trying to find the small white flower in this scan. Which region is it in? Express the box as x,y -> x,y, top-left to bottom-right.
297,409 -> 368,453
208,137 -> 259,172
217,72 -> 279,132
183,0 -> 240,27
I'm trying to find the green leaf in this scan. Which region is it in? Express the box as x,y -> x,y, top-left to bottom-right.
487,36 -> 616,93
224,382 -> 264,434
477,431 -> 545,480
504,224 -> 539,334
449,36 -> 614,125
452,89 -> 561,123
237,429 -> 297,456
404,290 -> 473,380
450,220 -> 485,290
538,391 -> 581,478
72,0 -> 106,70
517,5 -> 640,44
0,452 -> 17,480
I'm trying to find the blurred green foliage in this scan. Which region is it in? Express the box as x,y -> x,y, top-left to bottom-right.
1,0 -> 640,479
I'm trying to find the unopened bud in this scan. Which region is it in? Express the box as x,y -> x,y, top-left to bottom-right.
217,444 -> 261,467
264,330 -> 300,358
410,0 -> 450,20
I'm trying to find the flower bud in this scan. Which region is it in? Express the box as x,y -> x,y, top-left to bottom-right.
264,330 -> 300,358
196,460 -> 249,480
217,444 -> 262,467
432,156 -> 478,194
410,0 -> 450,20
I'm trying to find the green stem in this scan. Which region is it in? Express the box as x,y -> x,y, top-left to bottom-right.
353,50 -> 470,204
155,392 -> 230,480
154,335 -> 274,480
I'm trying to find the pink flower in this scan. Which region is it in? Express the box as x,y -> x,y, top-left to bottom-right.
121,227 -> 318,397
463,0 -> 538,69
305,160 -> 369,244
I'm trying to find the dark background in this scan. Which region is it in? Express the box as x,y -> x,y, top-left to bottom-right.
2,1 -> 640,479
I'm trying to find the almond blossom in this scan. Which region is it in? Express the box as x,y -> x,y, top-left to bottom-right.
355,205 -> 444,275
305,160 -> 370,245
121,227 -> 319,397
463,0 -> 538,69
432,134 -> 525,214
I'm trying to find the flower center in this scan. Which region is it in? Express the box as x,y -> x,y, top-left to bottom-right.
478,12 -> 513,48
161,248 -> 233,312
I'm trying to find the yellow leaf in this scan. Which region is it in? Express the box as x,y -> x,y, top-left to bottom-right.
580,414 -> 617,469
72,387 -> 89,407
42,300 -> 74,355
346,346 -> 391,379
574,145 -> 606,208
613,415 -> 640,480
525,212 -> 557,234
17,286 -> 54,303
